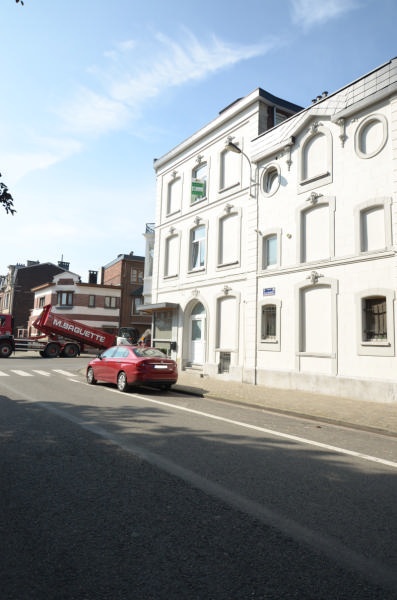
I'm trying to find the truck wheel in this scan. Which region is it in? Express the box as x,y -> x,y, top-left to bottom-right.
117,371 -> 130,392
62,343 -> 79,358
0,342 -> 12,358
44,342 -> 60,358
86,367 -> 97,385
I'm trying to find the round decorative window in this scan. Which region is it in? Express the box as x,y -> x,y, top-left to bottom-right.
261,164 -> 280,196
355,114 -> 387,159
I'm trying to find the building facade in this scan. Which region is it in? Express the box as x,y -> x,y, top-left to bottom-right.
0,261 -> 67,335
101,252 -> 151,339
28,271 -> 121,336
146,57 -> 397,403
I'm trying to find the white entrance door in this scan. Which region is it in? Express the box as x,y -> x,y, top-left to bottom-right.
190,303 -> 206,365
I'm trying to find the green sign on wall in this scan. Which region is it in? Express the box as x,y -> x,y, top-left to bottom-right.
191,179 -> 206,198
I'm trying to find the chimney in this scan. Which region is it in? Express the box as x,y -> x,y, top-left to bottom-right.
88,270 -> 98,284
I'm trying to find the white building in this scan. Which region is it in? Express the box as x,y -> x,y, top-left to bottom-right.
144,57 -> 397,403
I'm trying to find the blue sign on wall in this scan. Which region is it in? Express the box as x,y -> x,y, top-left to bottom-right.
263,287 -> 276,296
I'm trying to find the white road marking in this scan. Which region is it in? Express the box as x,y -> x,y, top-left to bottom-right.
35,399 -> 397,592
52,369 -> 74,376
0,371 -> 9,376
107,389 -> 397,470
32,370 -> 51,376
10,370 -> 33,377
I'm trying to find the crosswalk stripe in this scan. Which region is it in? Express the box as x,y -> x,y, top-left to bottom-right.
52,369 -> 73,376
32,370 -> 51,376
10,370 -> 33,377
0,371 -> 9,376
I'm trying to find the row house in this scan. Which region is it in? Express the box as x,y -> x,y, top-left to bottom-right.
28,270 -> 121,336
144,57 -> 397,403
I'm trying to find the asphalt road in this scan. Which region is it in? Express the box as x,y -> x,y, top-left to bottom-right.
1,354 -> 397,599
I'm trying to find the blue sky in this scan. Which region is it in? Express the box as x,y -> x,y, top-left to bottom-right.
1,0 -> 396,279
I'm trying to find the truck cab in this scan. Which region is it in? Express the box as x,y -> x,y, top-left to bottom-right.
0,314 -> 15,357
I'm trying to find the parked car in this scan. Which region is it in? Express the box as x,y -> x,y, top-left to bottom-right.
86,345 -> 178,392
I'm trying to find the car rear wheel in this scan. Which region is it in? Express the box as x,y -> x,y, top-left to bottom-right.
117,371 -> 129,392
87,367 -> 97,385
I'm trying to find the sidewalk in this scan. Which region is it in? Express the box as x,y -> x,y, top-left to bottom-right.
174,370 -> 397,437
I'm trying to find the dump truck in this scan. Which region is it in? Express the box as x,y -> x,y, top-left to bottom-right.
0,304 -> 134,358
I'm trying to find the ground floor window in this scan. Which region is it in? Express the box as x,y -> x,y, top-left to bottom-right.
363,296 -> 387,341
356,289 -> 395,356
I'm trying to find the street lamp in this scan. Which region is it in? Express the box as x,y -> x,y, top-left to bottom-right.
224,140 -> 255,197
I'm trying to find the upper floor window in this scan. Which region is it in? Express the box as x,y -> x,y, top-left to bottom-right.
261,164 -> 280,196
219,148 -> 240,191
218,212 -> 239,267
299,125 -> 332,192
88,295 -> 95,307
132,297 -> 143,315
298,197 -> 335,264
355,114 -> 387,159
104,296 -> 118,309
190,224 -> 206,271
131,269 -> 137,282
57,291 -> 73,307
164,234 -> 180,277
355,198 -> 391,255
38,296 -> 45,308
167,177 -> 182,215
191,162 -> 207,204
360,206 -> 385,252
263,234 -> 277,268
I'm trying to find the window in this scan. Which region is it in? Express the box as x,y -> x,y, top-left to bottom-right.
218,212 -> 239,266
167,177 -> 182,215
191,162 -> 207,204
38,296 -> 45,308
131,269 -> 137,282
262,165 -> 280,196
164,234 -> 180,277
88,295 -> 95,307
138,270 -> 143,282
360,206 -> 385,252
263,235 -> 277,268
132,297 -> 143,315
259,299 -> 281,351
356,290 -> 394,356
362,297 -> 387,341
154,310 -> 172,340
104,296 -> 118,308
190,224 -> 206,270
355,198 -> 391,255
262,305 -> 276,340
298,198 -> 335,263
299,126 -> 332,192
355,114 -> 387,159
57,291 -> 73,306
220,148 -> 240,190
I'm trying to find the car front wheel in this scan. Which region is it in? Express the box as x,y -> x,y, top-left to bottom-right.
87,367 -> 97,385
117,371 -> 130,392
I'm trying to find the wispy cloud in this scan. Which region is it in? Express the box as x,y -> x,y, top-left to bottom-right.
0,137 -> 82,183
57,28 -> 276,136
290,0 -> 360,29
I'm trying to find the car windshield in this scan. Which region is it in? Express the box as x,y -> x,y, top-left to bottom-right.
133,348 -> 167,358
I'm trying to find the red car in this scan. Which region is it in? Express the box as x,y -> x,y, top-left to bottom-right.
86,345 -> 178,392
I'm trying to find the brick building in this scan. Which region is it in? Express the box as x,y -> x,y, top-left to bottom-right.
101,253 -> 151,340
0,261 -> 67,335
